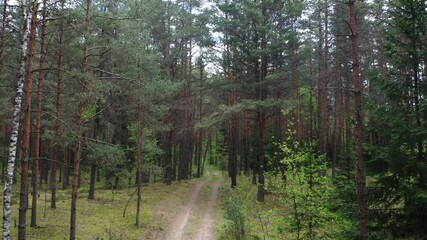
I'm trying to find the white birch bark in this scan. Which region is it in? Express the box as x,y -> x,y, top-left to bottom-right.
2,1 -> 30,239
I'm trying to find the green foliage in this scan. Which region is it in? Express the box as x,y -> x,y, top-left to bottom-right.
128,123 -> 163,164
219,176 -> 260,240
279,139 -> 336,239
87,143 -> 129,188
223,197 -> 247,240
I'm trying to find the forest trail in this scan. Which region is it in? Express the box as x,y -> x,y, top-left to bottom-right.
164,172 -> 221,240
193,176 -> 221,240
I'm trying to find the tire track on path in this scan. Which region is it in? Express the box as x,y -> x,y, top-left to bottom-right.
192,174 -> 221,240
165,180 -> 206,240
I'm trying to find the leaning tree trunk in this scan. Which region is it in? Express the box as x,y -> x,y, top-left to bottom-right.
2,1 -> 31,239
18,1 -> 38,239
70,0 -> 91,239
348,0 -> 367,239
31,0 -> 47,227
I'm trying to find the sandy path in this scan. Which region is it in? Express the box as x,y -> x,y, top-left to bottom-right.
165,180 -> 206,240
192,177 -> 221,240
162,173 -> 221,240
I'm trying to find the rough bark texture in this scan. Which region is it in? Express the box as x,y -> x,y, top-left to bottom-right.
18,1 -> 39,239
348,0 -> 367,239
31,0 -> 47,227
70,1 -> 91,239
51,0 -> 65,206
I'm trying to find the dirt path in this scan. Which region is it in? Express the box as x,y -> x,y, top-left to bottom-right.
165,180 -> 206,240
162,173 -> 221,240
192,177 -> 221,240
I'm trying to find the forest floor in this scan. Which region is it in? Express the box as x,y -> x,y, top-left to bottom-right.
4,167 -> 222,239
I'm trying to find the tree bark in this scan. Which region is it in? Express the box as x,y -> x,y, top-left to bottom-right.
227,67 -> 237,187
31,0 -> 47,227
70,1 -> 91,239
348,0 -> 367,239
50,0 -> 65,209
318,0 -> 329,154
3,0 -> 30,237
257,12 -> 268,202
18,1 -> 38,239
135,115 -> 143,226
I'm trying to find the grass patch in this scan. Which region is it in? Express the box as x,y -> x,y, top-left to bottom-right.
216,172 -> 291,240
2,175 -> 199,239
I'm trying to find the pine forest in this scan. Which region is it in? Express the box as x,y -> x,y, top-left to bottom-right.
0,0 -> 426,239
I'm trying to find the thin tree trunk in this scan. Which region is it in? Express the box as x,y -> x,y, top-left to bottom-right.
318,1 -> 329,154
135,112 -> 142,227
88,163 -> 96,199
70,1 -> 91,239
88,100 -> 101,200
62,147 -> 69,189
135,58 -> 143,226
31,0 -> 47,227
164,130 -> 173,185
0,0 -> 8,71
257,14 -> 268,202
227,69 -> 237,187
51,0 -> 65,209
18,1 -> 38,239
348,0 -> 367,238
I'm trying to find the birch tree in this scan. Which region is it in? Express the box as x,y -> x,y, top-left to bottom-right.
2,0 -> 31,239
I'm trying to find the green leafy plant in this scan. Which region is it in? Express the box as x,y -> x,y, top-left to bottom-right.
279,138 -> 335,239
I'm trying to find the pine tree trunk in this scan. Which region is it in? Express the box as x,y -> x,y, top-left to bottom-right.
135,114 -> 142,226
62,147 -> 69,189
227,68 -> 237,187
31,0 -> 47,227
164,130 -> 173,185
348,0 -> 367,238
70,1 -> 91,239
18,1 -> 38,239
88,163 -> 96,200
318,0 -> 329,154
51,0 -> 65,209
257,17 -> 268,202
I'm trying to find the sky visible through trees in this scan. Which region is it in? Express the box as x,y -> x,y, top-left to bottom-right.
0,0 -> 426,239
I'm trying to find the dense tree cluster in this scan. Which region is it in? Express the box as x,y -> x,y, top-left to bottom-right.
0,0 -> 425,239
